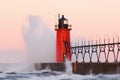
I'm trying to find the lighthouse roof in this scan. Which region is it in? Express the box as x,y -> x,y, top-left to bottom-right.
59,15 -> 68,21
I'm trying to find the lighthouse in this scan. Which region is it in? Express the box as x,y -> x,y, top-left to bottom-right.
55,14 -> 72,62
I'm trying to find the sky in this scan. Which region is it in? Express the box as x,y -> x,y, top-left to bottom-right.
0,0 -> 120,62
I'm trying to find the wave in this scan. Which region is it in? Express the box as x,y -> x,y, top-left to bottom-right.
0,69 -> 119,80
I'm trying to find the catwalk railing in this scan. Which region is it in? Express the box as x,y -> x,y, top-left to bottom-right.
64,36 -> 120,63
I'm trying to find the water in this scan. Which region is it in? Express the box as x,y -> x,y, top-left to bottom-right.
64,58 -> 73,75
0,70 -> 120,80
0,63 -> 119,80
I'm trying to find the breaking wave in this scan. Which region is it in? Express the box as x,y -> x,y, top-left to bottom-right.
0,63 -> 119,80
0,70 -> 120,80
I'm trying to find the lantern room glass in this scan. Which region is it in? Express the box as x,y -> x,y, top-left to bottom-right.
64,20 -> 68,24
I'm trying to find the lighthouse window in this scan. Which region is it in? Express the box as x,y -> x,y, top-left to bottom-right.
64,20 -> 68,24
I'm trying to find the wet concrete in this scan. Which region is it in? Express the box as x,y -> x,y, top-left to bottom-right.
35,62 -> 120,74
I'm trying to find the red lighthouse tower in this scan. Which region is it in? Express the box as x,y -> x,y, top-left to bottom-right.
55,15 -> 72,62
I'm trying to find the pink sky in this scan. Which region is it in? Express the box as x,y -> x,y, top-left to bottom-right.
0,0 -> 120,62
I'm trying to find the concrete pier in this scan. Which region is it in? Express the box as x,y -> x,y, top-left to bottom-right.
74,62 -> 120,74
35,62 -> 120,74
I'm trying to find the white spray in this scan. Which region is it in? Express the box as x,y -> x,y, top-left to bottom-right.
23,15 -> 56,63
64,57 -> 73,75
